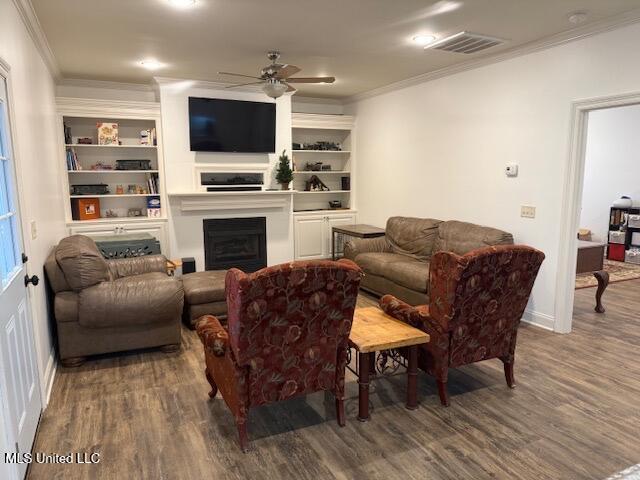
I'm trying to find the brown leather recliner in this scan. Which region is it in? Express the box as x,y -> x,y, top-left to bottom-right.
44,235 -> 184,366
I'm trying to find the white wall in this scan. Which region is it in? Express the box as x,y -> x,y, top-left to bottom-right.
158,81 -> 294,269
347,22 -> 640,331
0,2 -> 66,399
580,104 -> 640,243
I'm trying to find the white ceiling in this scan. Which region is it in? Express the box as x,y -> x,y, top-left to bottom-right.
32,0 -> 640,99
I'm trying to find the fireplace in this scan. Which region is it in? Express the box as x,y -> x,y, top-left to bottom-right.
203,217 -> 267,272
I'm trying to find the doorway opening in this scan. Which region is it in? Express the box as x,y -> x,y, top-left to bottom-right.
556,93 -> 640,333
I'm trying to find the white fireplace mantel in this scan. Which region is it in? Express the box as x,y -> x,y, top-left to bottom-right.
168,191 -> 296,212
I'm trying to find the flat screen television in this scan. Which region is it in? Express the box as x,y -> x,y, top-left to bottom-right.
189,97 -> 276,153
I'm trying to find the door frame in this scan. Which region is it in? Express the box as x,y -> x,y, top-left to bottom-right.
0,57 -> 45,403
555,90 -> 640,333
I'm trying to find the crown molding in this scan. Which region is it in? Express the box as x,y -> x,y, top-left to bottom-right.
11,0 -> 61,79
55,96 -> 160,118
345,8 -> 640,104
57,78 -> 155,92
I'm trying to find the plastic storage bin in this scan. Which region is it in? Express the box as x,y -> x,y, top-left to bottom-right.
608,243 -> 626,262
609,231 -> 627,244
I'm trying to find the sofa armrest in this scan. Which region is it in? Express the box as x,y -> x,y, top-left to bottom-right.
380,294 -> 446,335
196,315 -> 229,357
343,236 -> 391,260
78,274 -> 183,328
107,254 -> 168,279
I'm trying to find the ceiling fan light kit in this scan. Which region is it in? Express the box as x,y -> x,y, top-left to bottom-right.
219,51 -> 336,98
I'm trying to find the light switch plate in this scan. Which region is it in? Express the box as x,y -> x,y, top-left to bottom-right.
30,220 -> 37,240
521,205 -> 536,219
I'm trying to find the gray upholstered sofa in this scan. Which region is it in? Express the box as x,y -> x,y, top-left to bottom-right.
343,217 -> 514,305
44,235 -> 184,366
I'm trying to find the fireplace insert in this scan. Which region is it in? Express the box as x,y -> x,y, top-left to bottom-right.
203,217 -> 267,272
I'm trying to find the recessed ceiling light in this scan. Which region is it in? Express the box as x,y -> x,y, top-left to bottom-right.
568,11 -> 588,25
139,59 -> 165,70
412,35 -> 436,46
168,0 -> 196,7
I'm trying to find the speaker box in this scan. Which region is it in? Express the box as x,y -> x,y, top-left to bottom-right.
181,257 -> 196,274
341,176 -> 350,191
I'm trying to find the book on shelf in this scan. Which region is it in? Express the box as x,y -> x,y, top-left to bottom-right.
66,147 -> 80,171
146,173 -> 159,194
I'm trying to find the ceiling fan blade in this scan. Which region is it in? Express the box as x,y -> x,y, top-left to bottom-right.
225,81 -> 264,89
218,71 -> 262,80
275,64 -> 301,79
286,76 -> 335,84
285,83 -> 296,93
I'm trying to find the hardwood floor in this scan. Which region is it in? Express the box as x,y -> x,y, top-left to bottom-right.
28,282 -> 640,480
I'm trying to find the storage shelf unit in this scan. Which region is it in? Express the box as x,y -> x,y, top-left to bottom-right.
606,206 -> 640,261
56,97 -> 169,253
291,113 -> 356,260
291,113 -> 355,214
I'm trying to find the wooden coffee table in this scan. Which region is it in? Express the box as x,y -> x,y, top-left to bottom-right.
348,307 -> 429,421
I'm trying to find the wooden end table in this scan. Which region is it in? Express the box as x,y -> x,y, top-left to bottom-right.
577,240 -> 609,313
348,307 -> 429,421
332,224 -> 385,260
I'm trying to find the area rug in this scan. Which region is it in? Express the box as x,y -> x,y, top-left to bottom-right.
575,259 -> 640,289
606,464 -> 640,480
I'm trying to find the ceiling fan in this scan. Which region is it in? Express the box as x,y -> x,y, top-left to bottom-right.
218,51 -> 335,99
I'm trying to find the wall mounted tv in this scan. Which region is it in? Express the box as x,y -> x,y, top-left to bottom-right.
189,97 -> 276,153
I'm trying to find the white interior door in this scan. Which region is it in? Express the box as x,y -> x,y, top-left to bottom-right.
0,72 -> 42,480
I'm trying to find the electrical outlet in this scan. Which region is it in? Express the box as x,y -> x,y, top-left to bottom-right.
30,220 -> 37,240
521,205 -> 536,219
505,163 -> 519,177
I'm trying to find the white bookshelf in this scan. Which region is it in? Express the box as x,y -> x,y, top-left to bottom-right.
56,97 -> 170,253
291,113 -> 355,213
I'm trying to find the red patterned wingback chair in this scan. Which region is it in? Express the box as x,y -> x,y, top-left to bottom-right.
196,259 -> 363,451
380,245 -> 544,406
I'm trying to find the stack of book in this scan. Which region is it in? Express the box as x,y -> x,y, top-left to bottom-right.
66,147 -> 80,170
147,173 -> 159,194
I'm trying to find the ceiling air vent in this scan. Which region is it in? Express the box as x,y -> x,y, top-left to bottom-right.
427,32 -> 505,54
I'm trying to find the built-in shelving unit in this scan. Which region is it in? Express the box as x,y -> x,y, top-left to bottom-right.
291,113 -> 357,260
291,113 -> 355,213
56,97 -> 170,253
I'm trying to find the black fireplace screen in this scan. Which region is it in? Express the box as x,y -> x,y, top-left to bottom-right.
203,217 -> 267,272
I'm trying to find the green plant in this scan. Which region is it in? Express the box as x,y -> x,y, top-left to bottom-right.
275,150 -> 293,184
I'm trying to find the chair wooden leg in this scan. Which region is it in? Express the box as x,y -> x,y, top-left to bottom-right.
437,380 -> 450,407
335,397 -> 345,427
204,369 -> 218,398
503,360 -> 515,389
237,421 -> 249,453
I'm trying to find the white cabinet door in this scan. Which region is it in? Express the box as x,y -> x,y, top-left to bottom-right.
326,214 -> 357,259
294,216 -> 326,260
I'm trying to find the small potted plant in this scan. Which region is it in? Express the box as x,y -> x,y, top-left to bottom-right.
275,150 -> 293,190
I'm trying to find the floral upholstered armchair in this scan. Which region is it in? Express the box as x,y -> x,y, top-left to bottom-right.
380,245 -> 544,406
196,259 -> 363,451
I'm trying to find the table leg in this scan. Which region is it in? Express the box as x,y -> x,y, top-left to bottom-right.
406,345 -> 418,410
594,270 -> 609,314
358,351 -> 371,422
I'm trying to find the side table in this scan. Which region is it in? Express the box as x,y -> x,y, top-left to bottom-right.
348,307 -> 429,421
332,224 -> 385,260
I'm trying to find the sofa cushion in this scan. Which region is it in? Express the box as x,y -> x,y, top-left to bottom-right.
386,216 -> 443,260
354,253 -> 416,277
55,235 -> 109,291
78,272 -> 183,328
182,270 -> 227,305
384,260 -> 430,293
434,221 -> 514,256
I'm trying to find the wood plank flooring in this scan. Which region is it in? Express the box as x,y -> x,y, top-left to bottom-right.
28,282 -> 640,480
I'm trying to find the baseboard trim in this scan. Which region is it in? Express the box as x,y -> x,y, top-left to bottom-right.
522,309 -> 556,331
42,349 -> 57,407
